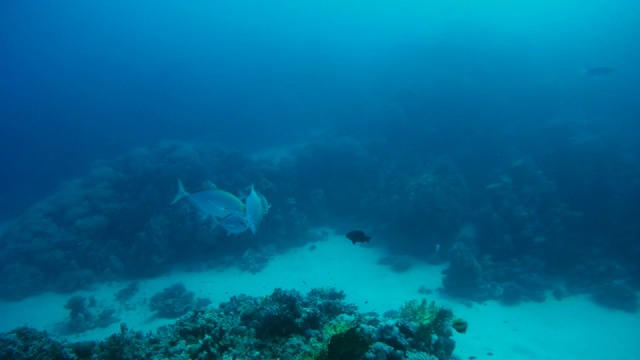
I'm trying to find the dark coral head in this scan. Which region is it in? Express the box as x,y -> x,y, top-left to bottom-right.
452,318 -> 468,334
346,230 -> 371,244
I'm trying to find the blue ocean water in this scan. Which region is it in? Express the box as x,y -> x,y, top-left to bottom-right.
1,1 -> 639,358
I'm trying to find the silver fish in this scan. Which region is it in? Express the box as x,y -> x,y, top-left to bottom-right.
172,179 -> 245,219
246,185 -> 268,234
217,214 -> 249,235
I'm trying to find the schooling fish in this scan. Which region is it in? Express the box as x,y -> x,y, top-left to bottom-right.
346,230 -> 371,245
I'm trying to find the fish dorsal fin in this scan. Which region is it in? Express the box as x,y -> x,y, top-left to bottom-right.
203,181 -> 218,190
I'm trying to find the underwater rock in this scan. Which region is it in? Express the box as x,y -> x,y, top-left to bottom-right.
552,286 -> 570,301
442,242 -> 485,299
327,326 -> 372,359
592,282 -> 639,313
64,295 -> 96,333
237,247 -> 274,274
114,281 -> 140,304
346,230 -> 371,245
62,295 -> 119,334
149,283 -> 211,318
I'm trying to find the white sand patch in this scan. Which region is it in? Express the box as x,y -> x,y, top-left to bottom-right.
452,295 -> 640,359
0,234 -> 638,358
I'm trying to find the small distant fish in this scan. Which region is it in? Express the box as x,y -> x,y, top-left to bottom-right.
584,66 -> 615,78
346,230 -> 371,245
309,245 -> 317,252
485,183 -> 503,190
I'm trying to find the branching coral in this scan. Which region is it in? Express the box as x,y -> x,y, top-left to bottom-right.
397,298 -> 455,358
399,299 -> 439,326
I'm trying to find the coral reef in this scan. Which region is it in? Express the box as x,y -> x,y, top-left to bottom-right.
0,327 -> 71,360
365,156 -> 471,254
1,134 -> 639,313
61,295 -> 119,334
394,298 -> 455,358
114,281 -> 139,305
591,282 -> 639,313
0,288 -> 460,360
237,246 -> 275,274
0,141 -> 310,300
442,242 -> 486,300
148,283 -> 211,318
327,326 -> 371,359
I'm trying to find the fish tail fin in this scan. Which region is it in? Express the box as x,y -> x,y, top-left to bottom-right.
171,179 -> 189,204
211,216 -> 220,229
259,193 -> 270,214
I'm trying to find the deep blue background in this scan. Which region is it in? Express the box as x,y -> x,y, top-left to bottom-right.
1,0 -> 639,218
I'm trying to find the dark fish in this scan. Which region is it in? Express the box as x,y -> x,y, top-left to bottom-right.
346,230 -> 371,245
452,318 -> 468,334
585,66 -> 615,78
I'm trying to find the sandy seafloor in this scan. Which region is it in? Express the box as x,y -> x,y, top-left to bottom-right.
0,228 -> 638,360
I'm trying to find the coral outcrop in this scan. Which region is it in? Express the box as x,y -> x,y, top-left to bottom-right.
0,288 -> 460,360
